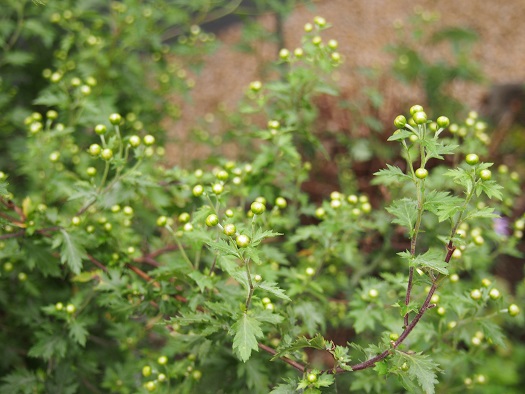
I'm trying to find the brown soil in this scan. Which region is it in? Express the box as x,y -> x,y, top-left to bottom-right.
165,0 -> 525,166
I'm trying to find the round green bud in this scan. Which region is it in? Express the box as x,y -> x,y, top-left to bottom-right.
205,214 -> 219,227
109,113 -> 122,125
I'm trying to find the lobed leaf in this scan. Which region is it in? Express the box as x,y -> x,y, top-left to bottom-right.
272,334 -> 327,360
386,198 -> 418,235
373,164 -> 411,186
230,313 -> 264,362
257,281 -> 291,301
397,351 -> 441,394
54,230 -> 87,274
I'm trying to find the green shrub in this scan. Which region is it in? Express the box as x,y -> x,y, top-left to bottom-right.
1,3 -> 524,394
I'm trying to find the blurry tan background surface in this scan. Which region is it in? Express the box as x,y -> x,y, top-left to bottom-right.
166,0 -> 525,165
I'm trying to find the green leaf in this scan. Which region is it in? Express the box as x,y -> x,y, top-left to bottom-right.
28,332 -> 68,361
478,319 -> 506,348
445,168 -> 473,193
387,129 -> 412,141
69,320 -> 88,347
422,139 -> 458,160
475,179 -> 503,200
207,238 -> 240,259
372,164 -> 411,186
245,246 -> 263,265
0,181 -> 8,196
4,51 -> 34,66
72,271 -> 100,283
423,190 -> 464,220
288,225 -> 322,244
253,310 -> 283,325
33,90 -> 68,107
332,345 -> 353,370
272,334 -> 327,359
386,198 -> 418,235
173,311 -> 213,326
237,358 -> 270,392
257,281 -> 291,301
251,228 -> 282,246
463,206 -> 499,221
54,230 -> 87,274
188,271 -> 213,293
315,373 -> 335,388
230,313 -> 263,362
0,369 -> 40,394
435,204 -> 463,223
270,381 -> 297,394
348,306 -> 382,333
397,351 -> 441,394
294,302 -> 325,335
399,249 -> 448,275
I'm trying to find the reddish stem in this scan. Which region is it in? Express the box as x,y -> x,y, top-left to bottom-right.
258,343 -> 306,373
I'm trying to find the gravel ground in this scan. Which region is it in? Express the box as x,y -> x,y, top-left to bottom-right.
165,0 -> 525,164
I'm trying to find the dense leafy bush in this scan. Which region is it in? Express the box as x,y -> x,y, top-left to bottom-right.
1,2 -> 524,393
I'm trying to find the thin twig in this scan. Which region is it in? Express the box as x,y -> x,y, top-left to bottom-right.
258,343 -> 306,373
87,255 -> 108,272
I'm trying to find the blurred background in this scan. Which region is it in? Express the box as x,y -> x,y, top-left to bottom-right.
167,0 -> 525,167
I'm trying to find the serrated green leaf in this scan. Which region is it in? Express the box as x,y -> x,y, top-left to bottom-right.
294,302 -> 325,335
372,164 -> 411,185
69,320 -> 88,347
288,225 -> 321,244
387,129 -> 412,141
479,319 -> 506,348
251,228 -> 282,246
348,306 -> 382,333
55,230 -> 87,274
374,360 -> 389,376
230,313 -> 263,362
386,198 -> 418,235
397,351 -> 441,394
28,332 -> 67,361
238,358 -> 271,391
445,167 -> 473,193
435,204 -> 462,223
475,179 -> 503,200
0,369 -> 40,394
245,246 -> 262,265
269,382 -> 297,394
0,181 -> 8,196
257,281 -> 291,301
316,373 -> 335,387
272,334 -> 327,360
188,270 -> 213,293
424,190 -> 464,219
253,310 -> 283,325
33,90 -> 68,107
422,139 -> 458,160
332,345 -> 353,370
207,238 -> 240,259
463,206 -> 499,221
405,249 -> 448,275
173,311 -> 213,326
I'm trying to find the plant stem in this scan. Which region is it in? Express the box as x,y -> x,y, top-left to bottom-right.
258,343 -> 306,373
244,258 -> 254,311
165,225 -> 194,269
403,130 -> 426,327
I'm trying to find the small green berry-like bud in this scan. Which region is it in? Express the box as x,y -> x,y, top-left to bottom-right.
508,304 -> 520,316
205,214 -> 219,227
109,113 -> 122,125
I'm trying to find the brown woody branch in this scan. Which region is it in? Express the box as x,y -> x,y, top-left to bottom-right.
259,242 -> 456,375
258,343 -> 306,373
